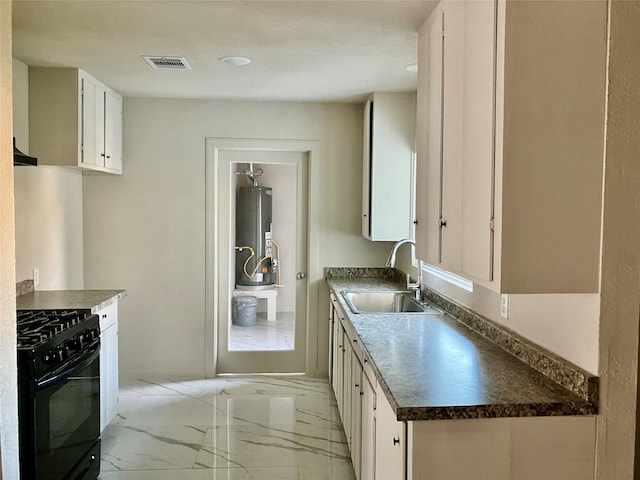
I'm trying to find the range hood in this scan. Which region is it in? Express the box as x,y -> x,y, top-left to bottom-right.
13,138 -> 37,166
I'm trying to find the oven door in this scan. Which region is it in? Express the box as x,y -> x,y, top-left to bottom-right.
29,343 -> 101,479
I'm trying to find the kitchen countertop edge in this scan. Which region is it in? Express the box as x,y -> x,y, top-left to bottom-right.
16,289 -> 127,313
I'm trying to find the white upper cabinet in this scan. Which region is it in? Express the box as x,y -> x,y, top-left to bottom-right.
416,0 -> 607,293
415,2 -> 464,271
29,67 -> 123,175
362,92 -> 416,241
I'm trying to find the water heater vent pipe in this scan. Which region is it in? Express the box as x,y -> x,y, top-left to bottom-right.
235,163 -> 263,186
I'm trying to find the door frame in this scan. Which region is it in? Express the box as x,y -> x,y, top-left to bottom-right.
205,138 -> 321,377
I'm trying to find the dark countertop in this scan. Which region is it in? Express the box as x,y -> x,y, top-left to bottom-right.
16,290 -> 126,313
327,276 -> 595,421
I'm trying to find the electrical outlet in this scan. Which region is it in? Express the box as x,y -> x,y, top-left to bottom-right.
500,294 -> 509,319
33,268 -> 40,288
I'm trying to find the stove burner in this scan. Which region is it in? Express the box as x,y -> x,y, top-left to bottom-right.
17,310 -> 87,349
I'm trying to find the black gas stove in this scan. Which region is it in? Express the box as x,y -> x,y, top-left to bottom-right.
17,310 -> 101,480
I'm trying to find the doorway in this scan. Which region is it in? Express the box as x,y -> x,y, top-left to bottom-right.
205,138 -> 321,376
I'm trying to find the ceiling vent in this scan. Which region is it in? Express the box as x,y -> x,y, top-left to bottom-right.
142,56 -> 191,70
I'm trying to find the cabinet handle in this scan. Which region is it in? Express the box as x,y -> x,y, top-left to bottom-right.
353,339 -> 357,344
393,437 -> 400,446
413,220 -> 418,225
102,314 -> 107,319
440,220 -> 447,228
354,383 -> 359,388
100,153 -> 106,157
106,155 -> 111,159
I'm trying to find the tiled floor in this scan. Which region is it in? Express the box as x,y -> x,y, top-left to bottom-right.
229,312 -> 295,351
99,376 -> 355,479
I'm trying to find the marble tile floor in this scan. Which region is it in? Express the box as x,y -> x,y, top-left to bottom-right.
229,312 -> 295,351
99,375 -> 355,479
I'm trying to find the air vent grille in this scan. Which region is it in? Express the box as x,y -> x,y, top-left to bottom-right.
142,56 -> 191,70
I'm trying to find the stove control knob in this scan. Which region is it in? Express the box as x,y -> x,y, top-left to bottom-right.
43,348 -> 66,365
66,339 -> 80,353
55,347 -> 67,363
42,351 -> 56,365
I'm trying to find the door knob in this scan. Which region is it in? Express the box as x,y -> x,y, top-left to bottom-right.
296,272 -> 306,280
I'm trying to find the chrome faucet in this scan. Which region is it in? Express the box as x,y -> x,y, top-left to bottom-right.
386,239 -> 423,301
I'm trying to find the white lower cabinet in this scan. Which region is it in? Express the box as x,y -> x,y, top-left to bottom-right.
328,292 -> 596,480
329,296 -> 382,480
98,301 -> 119,432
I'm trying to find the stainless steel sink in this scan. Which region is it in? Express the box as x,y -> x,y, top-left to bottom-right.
341,290 -> 443,315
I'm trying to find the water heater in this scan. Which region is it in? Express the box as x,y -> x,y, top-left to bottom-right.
235,185 -> 275,289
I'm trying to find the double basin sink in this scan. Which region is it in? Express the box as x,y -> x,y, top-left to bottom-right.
342,290 -> 443,315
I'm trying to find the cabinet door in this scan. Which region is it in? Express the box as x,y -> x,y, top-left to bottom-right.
360,372 -> 376,480
105,89 -> 123,172
416,2 -> 464,271
439,0 -> 465,272
104,322 -> 119,428
81,75 -> 105,168
363,93 -> 415,242
416,5 -> 444,264
350,349 -> 363,479
362,98 -> 373,238
333,320 -> 344,413
460,0 -> 497,282
342,328 -> 353,445
375,384 -> 405,480
98,302 -> 119,432
329,300 -> 335,381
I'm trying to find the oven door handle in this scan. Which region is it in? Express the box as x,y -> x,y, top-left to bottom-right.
37,343 -> 100,390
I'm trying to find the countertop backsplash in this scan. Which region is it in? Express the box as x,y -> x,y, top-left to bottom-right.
16,279 -> 34,297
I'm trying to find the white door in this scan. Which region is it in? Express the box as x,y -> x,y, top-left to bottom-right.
215,150 -> 309,374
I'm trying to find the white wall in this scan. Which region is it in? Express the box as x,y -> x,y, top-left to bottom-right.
14,167 -> 84,289
399,251 -> 599,375
12,59 -> 27,153
596,1 -> 640,477
83,98 -> 391,378
1,2 -> 19,477
12,58 -> 84,290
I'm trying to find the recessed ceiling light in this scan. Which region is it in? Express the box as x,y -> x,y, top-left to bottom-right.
405,63 -> 418,73
220,56 -> 251,66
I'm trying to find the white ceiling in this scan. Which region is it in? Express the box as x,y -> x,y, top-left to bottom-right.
12,0 -> 438,103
